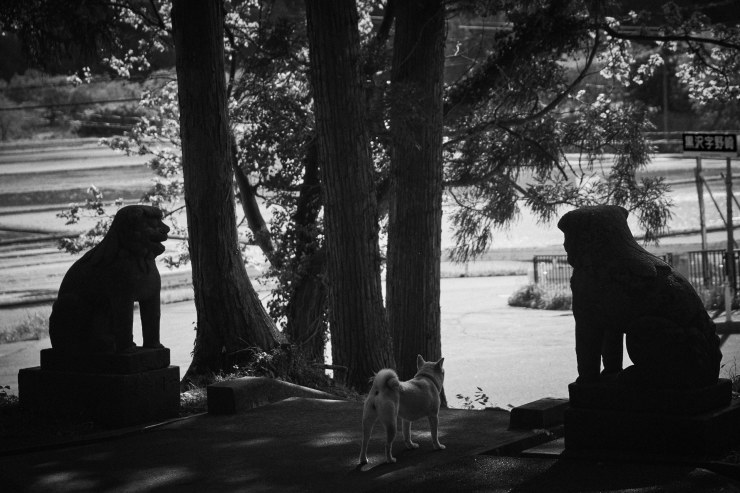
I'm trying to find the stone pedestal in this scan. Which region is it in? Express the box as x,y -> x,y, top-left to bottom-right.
510,398 -> 569,429
19,347 -> 180,428
564,379 -> 740,457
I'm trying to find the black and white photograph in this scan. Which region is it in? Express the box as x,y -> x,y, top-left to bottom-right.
0,1 -> 739,491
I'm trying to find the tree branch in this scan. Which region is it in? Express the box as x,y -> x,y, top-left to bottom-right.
602,24 -> 740,51
496,124 -> 568,181
444,27 -> 600,148
229,133 -> 277,264
224,22 -> 238,100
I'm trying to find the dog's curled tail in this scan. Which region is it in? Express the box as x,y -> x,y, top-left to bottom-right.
372,368 -> 400,392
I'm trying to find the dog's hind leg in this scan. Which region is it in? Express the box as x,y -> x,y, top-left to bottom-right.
428,415 -> 446,450
383,420 -> 397,463
402,419 -> 418,449
359,405 -> 377,465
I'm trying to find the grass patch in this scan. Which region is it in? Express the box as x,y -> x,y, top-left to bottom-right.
508,283 -> 572,310
0,312 -> 49,344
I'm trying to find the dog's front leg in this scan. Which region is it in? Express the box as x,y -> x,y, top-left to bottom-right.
428,415 -> 445,450
402,419 -> 419,449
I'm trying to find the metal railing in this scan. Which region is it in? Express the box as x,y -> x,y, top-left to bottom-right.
532,255 -> 572,289
687,249 -> 740,291
533,249 -> 740,293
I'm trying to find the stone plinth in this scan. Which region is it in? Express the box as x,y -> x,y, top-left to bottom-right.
510,398 -> 569,429
564,379 -> 740,457
207,376 -> 337,415
19,347 -> 179,428
568,379 -> 732,415
40,347 -> 171,374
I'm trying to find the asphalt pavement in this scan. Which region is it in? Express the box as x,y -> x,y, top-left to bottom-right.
1,395 -> 739,492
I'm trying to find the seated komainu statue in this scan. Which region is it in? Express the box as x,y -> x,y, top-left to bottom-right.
557,205 -> 722,389
49,205 -> 170,354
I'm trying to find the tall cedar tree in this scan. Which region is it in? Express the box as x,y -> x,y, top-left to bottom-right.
304,0 -> 395,389
387,0 -> 446,380
172,0 -> 284,384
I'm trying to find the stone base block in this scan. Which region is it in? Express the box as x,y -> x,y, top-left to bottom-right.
19,365 -> 180,428
40,347 -> 170,374
568,379 -> 732,415
564,398 -> 740,457
510,398 -> 569,429
207,376 -> 338,414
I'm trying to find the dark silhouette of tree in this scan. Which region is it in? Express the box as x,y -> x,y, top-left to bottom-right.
304,0 -> 395,389
386,0 -> 446,381
171,0 -> 284,384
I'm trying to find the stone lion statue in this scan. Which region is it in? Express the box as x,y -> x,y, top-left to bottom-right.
49,205 -> 170,354
557,205 -> 722,389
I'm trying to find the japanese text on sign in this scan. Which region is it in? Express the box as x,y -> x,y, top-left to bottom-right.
683,133 -> 738,157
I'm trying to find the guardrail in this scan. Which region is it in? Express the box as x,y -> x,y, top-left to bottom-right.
532,255 -> 572,289
533,249 -> 740,292
687,249 -> 740,291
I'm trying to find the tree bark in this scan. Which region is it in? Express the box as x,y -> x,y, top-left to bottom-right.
172,0 -> 284,384
387,0 -> 446,380
305,0 -> 395,389
284,137 -> 327,363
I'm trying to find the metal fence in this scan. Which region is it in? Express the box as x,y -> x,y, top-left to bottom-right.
686,249 -> 740,291
532,255 -> 572,290
533,249 -> 740,293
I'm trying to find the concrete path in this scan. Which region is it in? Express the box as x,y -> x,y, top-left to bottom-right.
0,397 -> 738,492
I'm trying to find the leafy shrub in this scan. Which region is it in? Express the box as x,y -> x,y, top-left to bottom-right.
508,283 -> 572,311
696,285 -> 740,313
217,345 -> 331,392
455,387 -> 512,411
0,312 -> 49,344
455,387 -> 490,410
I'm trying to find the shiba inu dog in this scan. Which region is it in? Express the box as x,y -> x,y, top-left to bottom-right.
359,355 -> 445,465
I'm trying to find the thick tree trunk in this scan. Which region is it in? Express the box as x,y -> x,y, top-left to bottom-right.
284,137 -> 327,363
172,0 -> 284,384
305,0 -> 395,389
387,0 -> 446,380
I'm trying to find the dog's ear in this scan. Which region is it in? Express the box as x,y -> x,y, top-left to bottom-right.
416,354 -> 425,369
435,358 -> 444,369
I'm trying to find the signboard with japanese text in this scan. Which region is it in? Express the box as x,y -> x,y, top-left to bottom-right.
682,133 -> 738,158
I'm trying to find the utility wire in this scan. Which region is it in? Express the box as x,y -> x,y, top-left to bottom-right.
0,97 -> 141,112
0,73 -> 175,92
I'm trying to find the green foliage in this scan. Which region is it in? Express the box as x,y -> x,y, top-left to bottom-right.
722,358 -> 740,395
507,283 -> 572,311
0,385 -> 17,408
179,387 -> 208,416
445,63 -> 671,261
697,286 -> 740,313
217,345 -> 330,391
455,387 -> 513,411
0,312 -> 49,344
0,70 -> 145,140
455,387 -> 490,410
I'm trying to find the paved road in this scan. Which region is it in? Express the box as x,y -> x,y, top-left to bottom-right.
3,275 -> 739,409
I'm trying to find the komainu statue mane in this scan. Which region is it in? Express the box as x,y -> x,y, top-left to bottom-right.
558,205 -> 722,389
50,205 -> 170,354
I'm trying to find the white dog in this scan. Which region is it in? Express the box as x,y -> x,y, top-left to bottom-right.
359,355 -> 446,465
